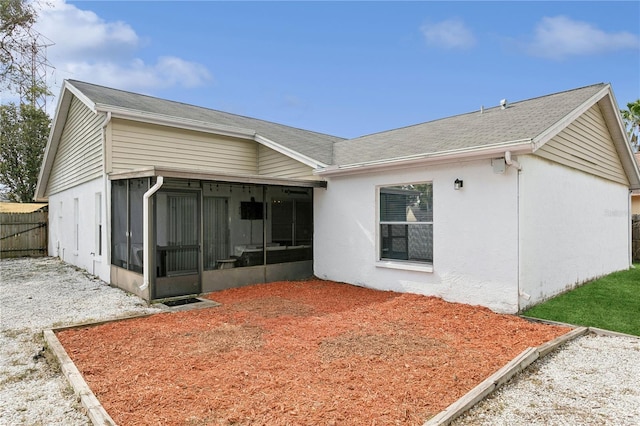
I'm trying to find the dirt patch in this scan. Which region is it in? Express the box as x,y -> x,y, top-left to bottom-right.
319,330 -> 447,361
56,280 -> 570,425
194,323 -> 264,354
227,296 -> 315,318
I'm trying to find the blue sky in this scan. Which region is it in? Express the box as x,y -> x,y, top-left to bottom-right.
14,1 -> 640,138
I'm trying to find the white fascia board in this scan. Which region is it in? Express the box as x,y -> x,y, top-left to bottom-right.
65,80 -> 97,112
601,87 -> 640,190
95,104 -> 257,140
531,85 -> 609,152
254,134 -> 328,169
315,139 -> 534,177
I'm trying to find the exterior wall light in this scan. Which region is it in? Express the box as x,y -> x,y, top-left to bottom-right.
454,178 -> 463,190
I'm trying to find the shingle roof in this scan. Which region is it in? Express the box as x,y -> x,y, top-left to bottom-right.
333,84 -> 607,166
67,80 -> 344,166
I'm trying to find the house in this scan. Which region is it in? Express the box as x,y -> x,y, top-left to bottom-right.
35,81 -> 640,313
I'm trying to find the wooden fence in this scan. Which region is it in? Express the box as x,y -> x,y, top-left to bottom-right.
633,214 -> 640,263
0,210 -> 48,258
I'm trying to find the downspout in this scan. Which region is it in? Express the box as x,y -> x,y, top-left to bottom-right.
629,190 -> 633,268
101,112 -> 112,274
515,168 -> 528,311
505,151 -> 522,171
507,151 -> 527,311
140,176 -> 164,292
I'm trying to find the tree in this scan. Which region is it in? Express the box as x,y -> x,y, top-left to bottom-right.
1,0 -> 38,94
0,102 -> 51,202
621,100 -> 640,153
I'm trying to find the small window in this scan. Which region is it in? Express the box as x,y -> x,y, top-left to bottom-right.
379,183 -> 433,264
73,198 -> 79,252
95,193 -> 102,256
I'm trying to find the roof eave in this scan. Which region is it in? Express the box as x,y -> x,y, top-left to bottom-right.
603,88 -> 640,190
254,134 -> 328,169
108,166 -> 327,188
316,139 -> 534,177
531,85 -> 611,151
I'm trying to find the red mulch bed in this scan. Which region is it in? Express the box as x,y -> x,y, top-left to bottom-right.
56,280 -> 570,425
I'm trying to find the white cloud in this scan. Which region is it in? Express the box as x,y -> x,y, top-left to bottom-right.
11,0 -> 212,110
35,0 -> 139,61
60,56 -> 212,91
420,19 -> 476,49
527,16 -> 640,60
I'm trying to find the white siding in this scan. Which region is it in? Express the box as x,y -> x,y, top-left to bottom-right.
258,145 -> 317,179
110,119 -> 258,175
46,97 -> 103,195
518,155 -> 630,310
536,104 -> 628,185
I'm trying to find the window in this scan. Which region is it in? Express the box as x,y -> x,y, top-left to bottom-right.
379,183 -> 433,264
73,198 -> 79,252
95,193 -> 102,256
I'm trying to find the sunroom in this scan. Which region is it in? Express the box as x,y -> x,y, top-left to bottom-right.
109,167 -> 323,302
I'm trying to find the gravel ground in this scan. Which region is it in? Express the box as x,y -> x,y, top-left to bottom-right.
0,257 -> 161,425
451,333 -> 640,425
1,257 -> 639,425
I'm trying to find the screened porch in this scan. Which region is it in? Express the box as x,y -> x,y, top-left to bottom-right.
110,171 -> 322,301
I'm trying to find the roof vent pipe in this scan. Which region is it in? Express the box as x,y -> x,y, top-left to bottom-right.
500,99 -> 508,109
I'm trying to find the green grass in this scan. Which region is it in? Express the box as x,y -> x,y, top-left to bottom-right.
522,264 -> 640,336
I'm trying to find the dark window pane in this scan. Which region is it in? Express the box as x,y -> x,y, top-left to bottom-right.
379,183 -> 433,264
111,181 -> 127,268
203,197 -> 229,271
128,179 -> 147,273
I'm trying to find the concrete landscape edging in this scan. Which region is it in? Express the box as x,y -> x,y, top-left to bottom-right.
423,326 -> 590,426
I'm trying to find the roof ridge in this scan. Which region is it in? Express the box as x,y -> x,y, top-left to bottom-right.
67,79 -> 346,140
340,83 -> 608,142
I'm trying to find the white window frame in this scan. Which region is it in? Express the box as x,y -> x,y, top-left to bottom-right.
376,182 -> 433,272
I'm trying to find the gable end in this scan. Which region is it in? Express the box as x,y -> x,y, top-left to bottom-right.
45,97 -> 104,196
534,103 -> 628,186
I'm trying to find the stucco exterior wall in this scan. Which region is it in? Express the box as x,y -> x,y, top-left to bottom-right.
518,155 -> 631,310
314,158 -> 521,313
47,177 -> 110,283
